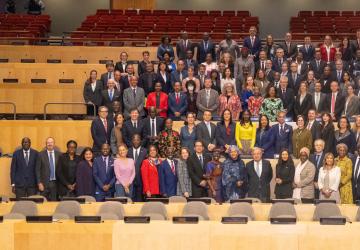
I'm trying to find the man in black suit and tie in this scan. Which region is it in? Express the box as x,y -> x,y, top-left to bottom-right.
272,47 -> 287,73
272,111 -> 293,154
100,61 -> 114,89
176,31 -> 193,60
91,106 -> 114,155
196,111 -> 216,154
351,29 -> 360,59
168,82 -> 188,120
246,147 -> 273,202
325,81 -> 345,121
142,107 -> 164,147
289,62 -> 303,93
352,144 -> 360,202
332,59 -> 345,85
184,50 -> 198,74
306,109 -> 322,142
10,137 -> 39,198
197,32 -> 216,64
122,108 -> 144,147
255,50 -> 268,73
277,76 -> 295,119
280,32 -> 298,60
127,134 -> 147,202
309,50 -> 326,79
101,79 -> 121,114
187,140 -> 211,198
299,36 -> 315,63
36,137 -> 61,201
311,82 -> 326,114
114,51 -> 128,74
309,139 -> 326,199
138,63 -> 157,96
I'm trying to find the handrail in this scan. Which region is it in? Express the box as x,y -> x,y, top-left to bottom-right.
43,102 -> 95,120
0,102 -> 16,120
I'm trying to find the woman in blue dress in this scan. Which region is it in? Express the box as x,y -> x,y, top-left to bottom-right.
222,145 -> 248,201
179,112 -> 197,154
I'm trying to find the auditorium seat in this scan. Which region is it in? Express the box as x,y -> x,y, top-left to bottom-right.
97,201 -> 125,220
182,201 -> 209,220
169,196 -> 187,203
227,203 -> 255,220
313,203 -> 342,221
140,202 -> 168,220
78,195 -> 96,203
268,202 -> 297,220
4,200 -> 38,219
53,200 -> 81,220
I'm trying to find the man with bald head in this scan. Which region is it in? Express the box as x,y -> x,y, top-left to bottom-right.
36,137 -> 61,201
10,137 -> 39,198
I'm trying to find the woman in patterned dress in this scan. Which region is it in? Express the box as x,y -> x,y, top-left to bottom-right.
248,86 -> 264,118
158,118 -> 181,158
335,143 -> 353,204
218,82 -> 242,120
260,86 -> 284,122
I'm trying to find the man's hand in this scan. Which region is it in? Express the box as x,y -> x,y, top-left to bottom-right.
146,191 -> 151,197
208,144 -> 216,151
103,184 -> 110,192
174,112 -> 181,117
236,181 -> 243,187
199,180 -> 207,187
11,186 -> 16,194
184,192 -> 189,198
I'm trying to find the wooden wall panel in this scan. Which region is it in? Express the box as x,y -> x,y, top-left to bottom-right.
111,0 -> 156,10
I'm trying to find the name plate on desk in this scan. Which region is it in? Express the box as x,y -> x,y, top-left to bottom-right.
31,78 -> 46,84
99,59 -> 113,64
75,216 -> 102,223
47,59 -> 61,63
0,58 -> 9,63
73,59 -> 87,64
104,197 -> 128,204
230,199 -> 253,204
314,199 -> 336,205
146,197 -> 169,204
270,217 -> 297,224
271,199 -> 295,204
59,79 -> 74,84
61,197 -> 85,203
124,216 -> 150,224
3,78 -> 18,83
19,197 -> 45,203
320,217 -> 346,225
173,216 -> 199,224
21,59 -> 35,63
26,216 -> 53,223
187,198 -> 212,204
221,216 -> 248,224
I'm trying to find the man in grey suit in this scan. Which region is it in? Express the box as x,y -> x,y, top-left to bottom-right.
311,82 -> 326,114
279,32 -> 298,60
196,78 -> 219,120
36,137 -> 61,201
123,76 -> 145,119
196,111 -> 216,154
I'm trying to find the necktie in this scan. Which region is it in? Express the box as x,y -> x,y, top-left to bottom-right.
331,93 -> 336,114
133,122 -> 137,129
315,154 -> 320,168
108,72 -> 111,80
25,151 -> 29,166
251,37 -> 254,47
317,61 -> 320,69
180,72 -> 183,82
134,149 -> 139,162
151,119 -> 155,137
293,74 -> 297,82
176,93 -> 180,104
306,45 -> 308,52
171,160 -> 175,174
255,162 -> 260,177
109,90 -> 113,101
280,125 -> 285,135
199,155 -> 203,169
337,71 -> 341,82
204,41 -> 208,50
49,152 -> 55,181
354,159 -> 360,185
133,88 -> 136,98
282,89 -> 286,94
103,157 -> 108,174
315,93 -> 319,109
307,122 -> 311,130
261,61 -> 265,70
206,122 -> 211,137
104,119 -> 108,133
206,90 -> 210,107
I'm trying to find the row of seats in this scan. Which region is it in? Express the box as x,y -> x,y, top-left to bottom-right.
298,11 -> 360,17
4,199 -> 359,222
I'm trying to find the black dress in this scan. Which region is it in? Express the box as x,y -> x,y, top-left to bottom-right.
56,153 -> 81,197
186,92 -> 198,114
274,161 -> 295,199
321,124 -> 336,154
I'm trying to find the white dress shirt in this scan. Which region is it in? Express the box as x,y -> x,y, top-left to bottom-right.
254,160 -> 262,177
318,166 -> 341,191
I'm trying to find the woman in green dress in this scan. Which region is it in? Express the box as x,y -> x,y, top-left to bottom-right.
260,86 -> 284,122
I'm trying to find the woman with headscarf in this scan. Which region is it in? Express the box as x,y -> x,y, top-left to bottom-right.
221,145 -> 247,201
274,149 -> 295,199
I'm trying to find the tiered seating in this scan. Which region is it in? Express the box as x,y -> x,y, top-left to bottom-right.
290,11 -> 360,40
70,9 -> 258,45
0,14 -> 51,38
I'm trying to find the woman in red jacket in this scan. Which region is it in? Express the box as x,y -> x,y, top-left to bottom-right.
141,145 -> 162,198
146,82 -> 168,118
320,35 -> 337,63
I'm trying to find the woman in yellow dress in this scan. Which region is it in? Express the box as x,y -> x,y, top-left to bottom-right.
335,143 -> 353,204
235,110 -> 256,156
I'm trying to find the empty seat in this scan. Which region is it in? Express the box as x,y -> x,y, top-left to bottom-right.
4,201 -> 38,219
269,203 -> 297,219
227,203 -> 255,220
78,195 -> 96,203
169,196 -> 187,203
97,201 -> 125,220
140,202 -> 168,220
53,200 -> 81,220
182,201 -> 209,220
313,203 -> 342,221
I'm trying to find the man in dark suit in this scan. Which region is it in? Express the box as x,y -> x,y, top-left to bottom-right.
36,137 -> 61,201
306,109 -> 322,142
159,147 -> 178,197
279,32 -> 298,60
184,50 -> 198,73
120,64 -> 136,90
288,62 -> 303,93
171,59 -> 188,84
352,144 -> 360,202
309,139 -> 326,199
325,81 -> 345,121
319,66 -> 336,94
311,82 -> 327,114
114,51 -> 128,74
100,61 -> 114,89
197,64 -> 207,89
277,76 -> 295,119
138,63 -> 157,96
351,29 -> 360,59
122,108 -> 144,147
196,111 -> 216,154
265,60 -> 277,83
246,147 -> 273,202
243,26 -> 262,60
91,106 -> 114,155
309,50 -> 326,79
93,143 -> 116,201
331,59 -> 345,85
138,50 -> 152,76
127,134 -> 147,202
272,111 -> 293,154
330,52 -> 350,73
176,31 -> 193,60
299,36 -> 315,62
255,50 -> 268,73
101,79 -> 121,114
10,137 -> 38,198
197,32 -> 216,64
168,81 -> 188,120
187,140 -> 211,198
142,106 -> 164,147
272,47 -> 287,73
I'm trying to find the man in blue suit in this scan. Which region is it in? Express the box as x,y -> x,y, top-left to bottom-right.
10,137 -> 39,198
197,32 -> 216,64
272,111 -> 293,155
91,106 -> 114,156
159,147 -> 178,197
168,82 -> 188,120
171,60 -> 188,85
93,143 -> 116,201
243,26 -> 262,60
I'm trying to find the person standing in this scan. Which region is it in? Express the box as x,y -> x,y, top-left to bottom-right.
10,137 -> 38,198
205,150 -> 223,203
36,137 -> 60,201
141,145 -> 162,198
76,147 -> 95,197
114,144 -> 135,198
309,139 -> 326,199
352,144 -> 360,202
335,143 -> 353,204
274,149 -> 295,199
318,153 -> 341,203
159,147 -> 178,197
91,106 -> 113,156
176,147 -> 192,198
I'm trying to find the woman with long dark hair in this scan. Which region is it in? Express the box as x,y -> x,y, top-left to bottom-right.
110,113 -> 125,156
76,147 -> 95,197
215,109 -> 236,152
255,114 -> 276,158
320,112 -> 336,154
274,149 -> 295,199
335,116 -> 357,154
83,69 -> 103,116
235,110 -> 256,156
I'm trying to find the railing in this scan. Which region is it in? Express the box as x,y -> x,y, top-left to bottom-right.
0,102 -> 16,120
43,102 -> 95,120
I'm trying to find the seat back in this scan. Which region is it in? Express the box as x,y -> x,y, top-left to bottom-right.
77,195 -> 96,202
169,196 -> 187,203
227,203 -> 255,220
269,203 -> 297,219
28,195 -> 48,202
313,203 -> 342,221
10,201 -> 38,216
140,202 -> 168,220
182,201 -> 209,220
97,201 -> 125,220
54,201 -> 81,219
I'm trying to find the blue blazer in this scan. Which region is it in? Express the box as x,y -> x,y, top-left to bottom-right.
168,92 -> 188,119
255,128 -> 276,159
159,159 -> 178,197
91,117 -> 114,152
215,122 -> 236,148
10,148 -> 38,187
271,124 -> 293,154
243,36 -> 262,58
93,156 -> 116,194
171,70 -> 188,85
